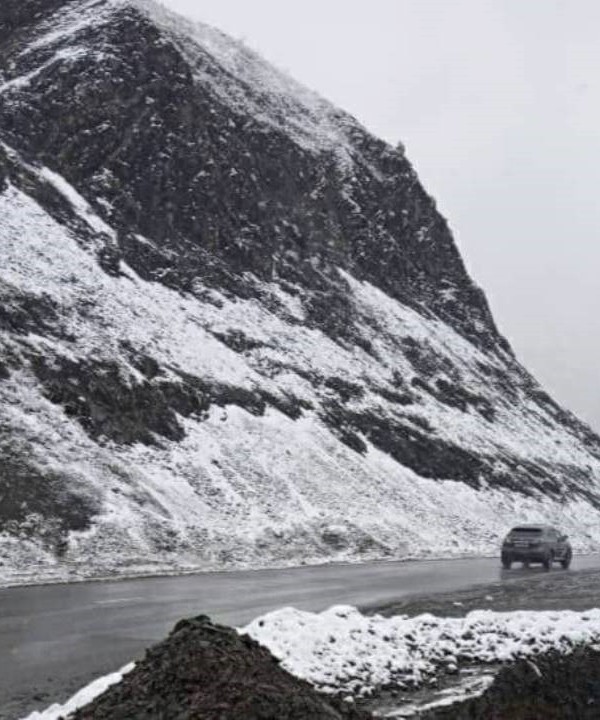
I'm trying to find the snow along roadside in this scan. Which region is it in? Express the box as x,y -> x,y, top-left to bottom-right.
243,605 -> 600,696
21,605 -> 600,719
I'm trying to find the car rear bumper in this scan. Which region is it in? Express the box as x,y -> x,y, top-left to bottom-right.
502,547 -> 547,562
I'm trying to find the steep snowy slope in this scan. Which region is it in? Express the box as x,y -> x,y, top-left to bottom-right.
1,0 -> 600,584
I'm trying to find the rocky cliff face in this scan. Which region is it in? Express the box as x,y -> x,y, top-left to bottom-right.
1,0 -> 599,584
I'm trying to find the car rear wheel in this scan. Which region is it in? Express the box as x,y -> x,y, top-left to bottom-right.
542,553 -> 553,571
501,557 -> 512,570
561,553 -> 572,569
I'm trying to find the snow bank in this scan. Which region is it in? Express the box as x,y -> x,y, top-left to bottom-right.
243,605 -> 600,696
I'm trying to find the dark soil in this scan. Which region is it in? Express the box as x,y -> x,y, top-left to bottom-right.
421,647 -> 600,719
71,615 -> 373,720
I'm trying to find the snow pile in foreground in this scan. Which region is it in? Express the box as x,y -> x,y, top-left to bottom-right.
243,605 -> 600,696
21,664 -> 134,720
23,606 -> 600,719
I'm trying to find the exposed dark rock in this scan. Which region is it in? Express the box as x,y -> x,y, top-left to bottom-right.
260,390 -> 307,421
212,328 -> 270,354
320,398 -> 489,485
97,245 -> 123,277
30,355 -> 194,445
320,400 -> 369,455
0,287 -> 63,337
421,648 -> 600,720
373,386 -> 414,406
27,351 -> 311,446
432,378 -> 495,422
0,0 -> 70,45
346,409 -> 486,486
402,338 -> 459,379
0,446 -> 97,550
119,343 -> 163,380
71,615 -> 373,720
0,139 -> 116,253
172,370 -> 268,418
0,361 -> 10,380
0,160 -> 7,193
324,376 -> 365,403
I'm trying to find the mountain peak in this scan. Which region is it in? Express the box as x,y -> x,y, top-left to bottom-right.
1,0 -> 499,351
6,0 -> 358,156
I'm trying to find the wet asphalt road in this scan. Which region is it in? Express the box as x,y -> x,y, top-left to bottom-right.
3,554 -> 600,718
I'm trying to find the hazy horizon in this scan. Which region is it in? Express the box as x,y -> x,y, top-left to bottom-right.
162,0 -> 600,431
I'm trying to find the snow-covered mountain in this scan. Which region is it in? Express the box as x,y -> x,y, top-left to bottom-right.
1,0 -> 600,585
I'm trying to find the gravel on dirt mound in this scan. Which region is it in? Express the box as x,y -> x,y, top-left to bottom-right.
421,647 -> 600,719
70,615 -> 373,720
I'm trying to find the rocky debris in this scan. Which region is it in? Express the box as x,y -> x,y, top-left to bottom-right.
421,647 -> 600,719
0,447 -> 98,554
71,615 -> 373,720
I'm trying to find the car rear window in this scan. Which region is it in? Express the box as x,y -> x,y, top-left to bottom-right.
510,527 -> 542,535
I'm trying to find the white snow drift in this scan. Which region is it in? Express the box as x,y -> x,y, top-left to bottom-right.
244,605 -> 600,696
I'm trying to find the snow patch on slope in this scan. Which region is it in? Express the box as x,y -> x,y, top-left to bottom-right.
38,166 -> 116,240
0,47 -> 88,95
20,0 -> 116,54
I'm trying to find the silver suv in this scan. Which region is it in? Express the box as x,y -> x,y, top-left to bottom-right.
501,525 -> 572,570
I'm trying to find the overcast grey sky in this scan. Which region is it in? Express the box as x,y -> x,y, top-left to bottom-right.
163,0 -> 600,430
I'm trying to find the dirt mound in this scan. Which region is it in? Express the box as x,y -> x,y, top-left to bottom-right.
71,615 -> 373,720
422,647 -> 600,719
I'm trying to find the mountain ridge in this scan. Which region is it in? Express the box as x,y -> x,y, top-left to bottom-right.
1,0 -> 600,585
0,0 -> 503,352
